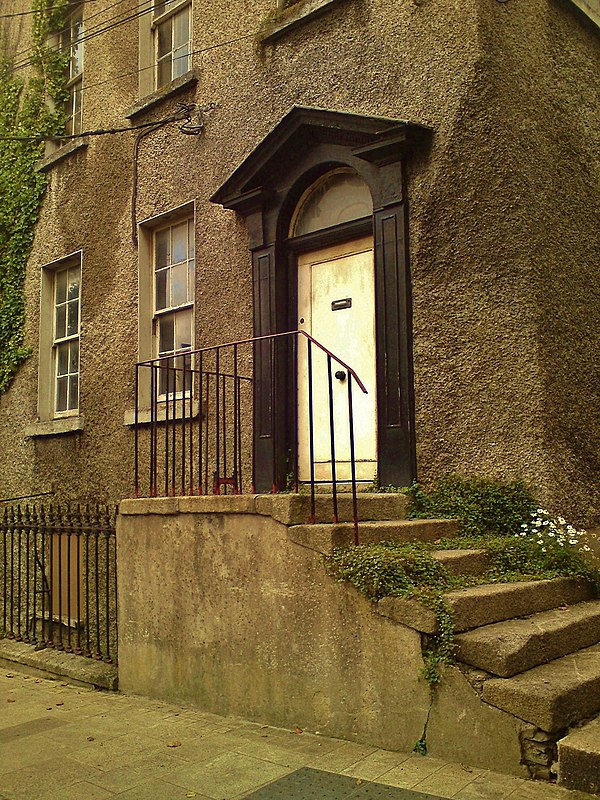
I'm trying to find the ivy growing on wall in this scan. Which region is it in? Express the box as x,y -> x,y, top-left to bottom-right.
0,0 -> 68,394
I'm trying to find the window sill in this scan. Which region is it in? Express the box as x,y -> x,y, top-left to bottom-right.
24,416 -> 84,438
124,401 -> 201,427
564,0 -> 600,30
124,70 -> 200,120
260,0 -> 350,44
34,138 -> 88,174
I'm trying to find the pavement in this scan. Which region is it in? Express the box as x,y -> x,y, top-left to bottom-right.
0,670 -> 594,800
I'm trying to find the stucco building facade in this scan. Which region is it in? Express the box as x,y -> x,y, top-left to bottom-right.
0,0 -> 598,525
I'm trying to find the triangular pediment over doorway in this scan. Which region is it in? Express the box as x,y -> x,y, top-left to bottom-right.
210,106 -> 432,211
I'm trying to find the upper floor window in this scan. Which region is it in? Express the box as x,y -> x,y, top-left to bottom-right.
61,4 -> 84,136
153,0 -> 191,89
52,263 -> 81,415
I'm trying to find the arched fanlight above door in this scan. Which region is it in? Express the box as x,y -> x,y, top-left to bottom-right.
290,169 -> 373,237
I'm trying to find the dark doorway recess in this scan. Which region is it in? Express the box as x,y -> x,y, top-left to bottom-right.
211,106 -> 432,492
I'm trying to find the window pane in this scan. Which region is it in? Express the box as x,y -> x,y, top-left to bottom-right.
157,20 -> 172,58
173,7 -> 189,48
157,56 -> 171,88
171,222 -> 187,263
155,229 -> 170,268
57,343 -> 69,376
56,270 -> 67,303
171,262 -> 187,306
55,305 -> 66,339
67,270 -> 80,300
56,377 -> 68,413
172,45 -> 189,78
71,19 -> 83,77
155,268 -> 169,310
158,315 -> 175,354
69,341 -> 79,374
67,300 -> 79,336
176,308 -> 192,351
68,374 -> 79,411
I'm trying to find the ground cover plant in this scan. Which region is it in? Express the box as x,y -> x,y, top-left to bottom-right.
325,476 -> 598,694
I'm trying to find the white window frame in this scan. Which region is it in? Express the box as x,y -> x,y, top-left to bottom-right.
137,203 -> 196,411
61,3 -> 84,136
37,252 -> 82,423
152,0 -> 192,90
152,217 -> 195,399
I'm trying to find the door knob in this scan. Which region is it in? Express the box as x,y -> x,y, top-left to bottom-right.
334,370 -> 346,381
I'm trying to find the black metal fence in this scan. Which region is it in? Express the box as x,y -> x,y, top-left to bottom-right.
0,503 -> 118,663
134,330 -> 368,541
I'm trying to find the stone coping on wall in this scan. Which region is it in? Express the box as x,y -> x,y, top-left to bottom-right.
0,639 -> 118,691
260,0 -> 351,44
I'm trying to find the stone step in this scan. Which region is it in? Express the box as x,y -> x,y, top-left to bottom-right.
432,549 -> 490,576
287,518 -> 460,554
376,577 -> 594,634
557,714 -> 600,794
455,600 -> 600,677
255,492 -> 410,525
482,643 -> 600,733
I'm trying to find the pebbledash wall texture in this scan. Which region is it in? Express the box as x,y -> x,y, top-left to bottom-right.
0,0 -> 598,525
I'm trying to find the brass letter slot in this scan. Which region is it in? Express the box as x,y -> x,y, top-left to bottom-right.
331,298 -> 352,311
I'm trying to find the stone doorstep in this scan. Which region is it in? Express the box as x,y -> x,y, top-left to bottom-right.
557,714 -> 600,794
482,642 -> 600,733
254,492 -> 410,525
0,638 -> 118,690
287,518 -> 460,554
375,577 -> 594,634
454,599 -> 600,677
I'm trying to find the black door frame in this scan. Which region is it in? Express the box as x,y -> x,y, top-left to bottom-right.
211,107 -> 432,491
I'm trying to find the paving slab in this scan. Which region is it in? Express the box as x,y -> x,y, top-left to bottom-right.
0,671 -> 596,800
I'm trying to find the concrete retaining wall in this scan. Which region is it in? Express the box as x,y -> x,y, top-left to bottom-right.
116,499 -> 531,775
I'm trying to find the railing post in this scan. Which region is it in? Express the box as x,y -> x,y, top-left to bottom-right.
347,374 -> 359,545
307,340 -> 316,524
134,364 -> 139,497
326,354 -> 338,524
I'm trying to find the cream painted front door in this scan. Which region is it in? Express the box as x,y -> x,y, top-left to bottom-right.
297,236 -> 377,482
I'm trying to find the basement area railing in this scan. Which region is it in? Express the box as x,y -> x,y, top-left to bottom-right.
1,503 -> 117,663
134,331 -> 368,542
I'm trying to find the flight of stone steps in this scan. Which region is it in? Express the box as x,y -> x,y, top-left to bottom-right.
261,491 -> 600,794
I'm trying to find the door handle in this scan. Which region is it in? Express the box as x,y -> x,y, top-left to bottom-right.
334,370 -> 346,381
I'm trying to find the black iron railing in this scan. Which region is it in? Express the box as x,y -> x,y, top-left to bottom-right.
0,503 -> 117,662
134,331 -> 368,541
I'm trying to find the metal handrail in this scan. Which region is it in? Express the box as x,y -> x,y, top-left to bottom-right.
134,330 -> 369,542
136,330 -> 369,395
